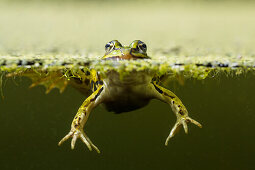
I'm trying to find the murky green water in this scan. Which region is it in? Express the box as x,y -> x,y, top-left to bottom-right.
0,73 -> 255,169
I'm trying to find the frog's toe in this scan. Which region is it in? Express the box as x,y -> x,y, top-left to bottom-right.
76,132 -> 91,150
58,129 -> 100,153
186,116 -> 202,129
58,131 -> 73,146
70,131 -> 82,150
165,121 -> 181,146
165,116 -> 202,146
80,133 -> 100,153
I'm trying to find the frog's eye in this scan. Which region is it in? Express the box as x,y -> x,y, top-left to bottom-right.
105,42 -> 114,52
105,40 -> 122,53
138,42 -> 147,53
130,40 -> 147,53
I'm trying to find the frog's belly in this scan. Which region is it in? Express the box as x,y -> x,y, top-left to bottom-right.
71,70 -> 154,113
102,72 -> 153,114
102,86 -> 152,113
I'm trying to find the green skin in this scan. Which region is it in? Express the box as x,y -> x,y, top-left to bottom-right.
58,40 -> 202,153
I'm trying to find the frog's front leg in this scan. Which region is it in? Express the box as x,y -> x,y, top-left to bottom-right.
58,85 -> 105,153
151,82 -> 202,146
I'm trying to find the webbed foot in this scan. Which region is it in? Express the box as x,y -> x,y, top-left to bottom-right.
165,115 -> 202,146
58,128 -> 100,153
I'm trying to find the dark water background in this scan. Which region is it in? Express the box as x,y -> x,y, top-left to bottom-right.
0,72 -> 255,169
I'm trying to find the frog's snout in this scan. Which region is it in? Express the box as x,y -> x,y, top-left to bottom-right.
118,48 -> 134,60
119,53 -> 134,60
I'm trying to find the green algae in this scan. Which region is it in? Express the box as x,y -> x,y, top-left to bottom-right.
0,53 -> 253,82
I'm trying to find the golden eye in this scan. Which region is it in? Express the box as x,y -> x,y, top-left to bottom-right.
105,42 -> 114,52
105,40 -> 122,53
138,41 -> 147,53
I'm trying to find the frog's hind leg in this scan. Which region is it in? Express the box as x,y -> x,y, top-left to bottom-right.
7,70 -> 68,94
29,74 -> 68,94
58,84 -> 105,153
150,81 -> 202,146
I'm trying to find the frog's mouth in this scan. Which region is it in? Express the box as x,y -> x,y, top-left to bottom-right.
103,53 -> 150,60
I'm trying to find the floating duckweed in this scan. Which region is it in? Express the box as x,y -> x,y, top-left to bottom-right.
0,53 -> 255,83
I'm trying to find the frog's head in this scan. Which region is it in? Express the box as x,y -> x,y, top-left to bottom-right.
102,40 -> 150,60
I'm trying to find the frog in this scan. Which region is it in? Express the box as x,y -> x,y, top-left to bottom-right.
57,40 -> 202,153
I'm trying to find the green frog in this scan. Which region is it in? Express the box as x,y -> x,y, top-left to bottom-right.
58,40 -> 202,153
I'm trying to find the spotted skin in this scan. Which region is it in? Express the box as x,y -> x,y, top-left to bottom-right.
151,81 -> 202,145
57,40 -> 202,153
58,85 -> 104,153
